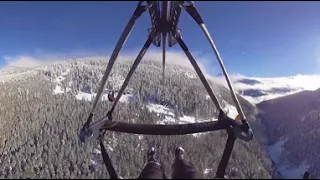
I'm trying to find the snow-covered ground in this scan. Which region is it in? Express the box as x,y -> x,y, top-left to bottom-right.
46,66 -> 233,139
45,68 -> 134,102
0,68 -> 38,83
267,136 -> 309,178
204,168 -> 213,175
75,92 -> 94,101
221,100 -> 238,119
146,103 -> 175,117
53,85 -> 65,94
49,68 -> 136,102
75,91 -> 136,103
52,69 -> 71,95
145,103 -> 220,137
185,71 -> 197,79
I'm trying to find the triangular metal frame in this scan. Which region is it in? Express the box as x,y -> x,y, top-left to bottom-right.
79,1 -> 254,179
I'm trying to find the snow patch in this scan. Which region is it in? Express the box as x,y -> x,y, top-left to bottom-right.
225,104 -> 238,119
222,100 -> 238,119
52,69 -> 71,95
119,94 -> 136,103
204,168 -> 213,175
267,137 -> 288,165
75,91 -> 136,103
157,115 -> 176,125
75,92 -> 94,101
53,85 -> 64,95
267,136 -> 310,178
107,144 -> 114,152
56,76 -> 65,83
192,132 -> 205,137
147,103 -> 217,137
179,115 -> 196,123
137,135 -> 143,140
93,148 -> 101,155
277,161 -> 309,179
146,103 -> 175,116
185,71 -> 196,79
90,159 -> 97,165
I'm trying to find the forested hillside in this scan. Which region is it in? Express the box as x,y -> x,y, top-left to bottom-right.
258,89 -> 320,178
0,59 -> 272,178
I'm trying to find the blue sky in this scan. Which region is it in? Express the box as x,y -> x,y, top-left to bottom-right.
0,1 -> 320,77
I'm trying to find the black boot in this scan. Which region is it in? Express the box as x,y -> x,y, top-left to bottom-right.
172,146 -> 201,179
138,147 -> 166,179
175,146 -> 185,160
147,147 -> 156,162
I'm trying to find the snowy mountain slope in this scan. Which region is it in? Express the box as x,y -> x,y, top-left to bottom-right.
257,89 -> 320,178
214,74 -> 320,104
3,59 -> 319,106
266,136 -> 310,179
34,59 -> 257,119
0,58 -> 272,179
0,67 -> 38,83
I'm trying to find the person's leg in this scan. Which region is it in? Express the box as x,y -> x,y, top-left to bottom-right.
171,147 -> 202,179
303,171 -> 310,179
137,147 -> 166,179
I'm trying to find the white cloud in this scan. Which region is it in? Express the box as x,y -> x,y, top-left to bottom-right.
229,74 -> 320,104
1,48 -> 231,89
124,49 -> 226,85
142,50 -> 210,73
317,55 -> 320,71
3,55 -> 54,69
1,48 -> 111,70
1,49 -> 217,76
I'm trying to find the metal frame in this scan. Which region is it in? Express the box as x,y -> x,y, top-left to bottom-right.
78,1 -> 254,179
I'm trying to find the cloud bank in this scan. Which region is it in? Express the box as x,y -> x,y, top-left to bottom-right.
3,56 -> 55,69
1,49 -> 217,75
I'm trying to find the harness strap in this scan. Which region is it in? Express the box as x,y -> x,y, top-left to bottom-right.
100,137 -> 118,179
215,127 -> 236,178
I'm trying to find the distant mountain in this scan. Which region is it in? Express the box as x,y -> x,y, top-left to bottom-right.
211,73 -> 320,178
257,89 -> 320,178
236,78 -> 262,86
